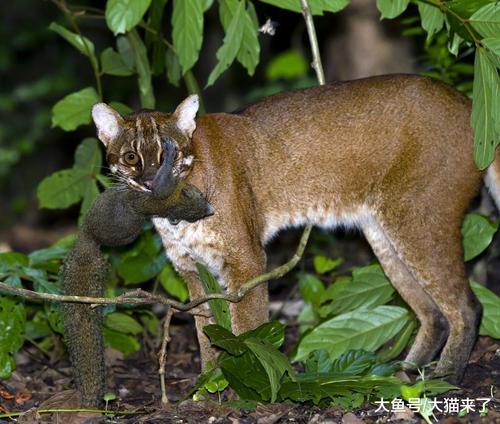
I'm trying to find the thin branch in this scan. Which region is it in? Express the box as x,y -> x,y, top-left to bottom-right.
301,0 -> 325,85
158,307 -> 174,404
0,224 -> 311,311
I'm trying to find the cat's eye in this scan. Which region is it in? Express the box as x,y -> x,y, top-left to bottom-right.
123,151 -> 140,166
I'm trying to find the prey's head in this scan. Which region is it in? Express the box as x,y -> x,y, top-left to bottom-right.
91,95 -> 199,192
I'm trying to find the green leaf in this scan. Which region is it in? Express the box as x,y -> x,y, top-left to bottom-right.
51,87 -> 100,131
313,255 -> 342,274
101,47 -> 134,76
105,0 -> 153,35
105,312 -> 143,335
37,169 -> 89,209
305,349 -> 332,373
0,296 -> 26,379
447,0 -> 495,18
145,0 -> 168,48
375,319 -> 416,363
258,0 -> 350,15
171,0 -> 204,74
319,264 -> 395,316
417,3 -> 444,41
203,0 -> 214,10
103,392 -> 117,402
471,281 -> 500,338
103,328 -> 141,355
118,253 -> 167,284
294,305 -> 410,361
421,379 -> 458,396
29,246 -> 67,268
470,2 -> 500,39
49,22 -> 97,67
206,0 -> 245,87
298,274 -> 325,306
127,30 -> 155,108
140,311 -> 160,336
483,37 -> 500,56
219,0 -> 260,76
461,213 -> 498,260
279,374 -> 403,405
204,324 -> 246,355
197,263 -> 231,330
74,138 -> 102,174
472,47 -> 500,169
376,0 -> 410,19
117,36 -> 135,70
330,350 -> 376,375
266,50 -> 308,81
165,49 -> 182,87
0,252 -> 28,267
158,263 -> 189,302
219,350 -> 271,400
239,321 -> 286,349
108,101 -> 133,116
244,337 -> 294,402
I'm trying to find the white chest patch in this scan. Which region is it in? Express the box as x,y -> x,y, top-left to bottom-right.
153,217 -> 224,276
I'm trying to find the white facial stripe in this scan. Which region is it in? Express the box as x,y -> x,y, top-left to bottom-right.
127,178 -> 150,192
150,116 -> 163,163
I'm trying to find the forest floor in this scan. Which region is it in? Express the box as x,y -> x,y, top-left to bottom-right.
0,312 -> 499,424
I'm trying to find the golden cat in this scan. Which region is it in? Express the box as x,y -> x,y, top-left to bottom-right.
92,74 -> 498,383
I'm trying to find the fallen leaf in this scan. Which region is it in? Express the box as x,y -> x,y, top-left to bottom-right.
0,388 -> 14,400
15,391 -> 32,405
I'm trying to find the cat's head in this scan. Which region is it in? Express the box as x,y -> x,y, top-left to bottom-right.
91,95 -> 198,192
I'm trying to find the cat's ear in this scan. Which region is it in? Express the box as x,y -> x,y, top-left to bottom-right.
92,103 -> 124,147
173,95 -> 199,138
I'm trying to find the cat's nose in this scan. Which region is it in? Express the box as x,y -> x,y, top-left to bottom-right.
143,180 -> 154,190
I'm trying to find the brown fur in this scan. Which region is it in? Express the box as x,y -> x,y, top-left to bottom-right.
95,75 -> 493,383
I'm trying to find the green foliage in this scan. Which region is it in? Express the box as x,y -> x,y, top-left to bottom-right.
127,30 -> 155,108
265,50 -> 309,81
319,264 -> 395,316
400,1 -> 500,168
51,87 -> 100,131
461,213 -> 499,260
258,0 -> 350,15
219,0 -> 260,76
49,22 -> 97,67
207,0 -> 245,87
472,46 -> 500,169
470,281 -> 500,338
417,3 -> 444,41
101,48 -> 134,76
37,138 -> 103,220
0,296 -> 26,379
172,0 -> 205,74
106,0 -> 152,35
158,263 -> 189,302
201,320 -> 453,407
105,312 -> 143,335
376,0 -> 410,19
313,255 -> 342,275
294,305 -> 410,361
197,263 -> 231,330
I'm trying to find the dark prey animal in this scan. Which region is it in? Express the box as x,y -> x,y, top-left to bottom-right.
60,140 -> 213,407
